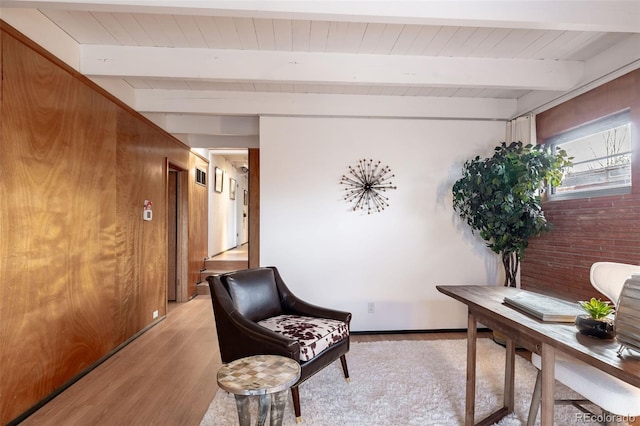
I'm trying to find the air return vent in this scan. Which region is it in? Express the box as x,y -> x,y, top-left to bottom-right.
196,168 -> 207,186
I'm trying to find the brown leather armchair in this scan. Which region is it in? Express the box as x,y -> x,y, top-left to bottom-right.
207,266 -> 351,422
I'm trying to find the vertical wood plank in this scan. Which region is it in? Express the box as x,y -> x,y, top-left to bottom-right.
248,148 -> 260,268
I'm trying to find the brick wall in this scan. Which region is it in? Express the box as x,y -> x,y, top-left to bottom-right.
521,69 -> 640,301
522,193 -> 640,301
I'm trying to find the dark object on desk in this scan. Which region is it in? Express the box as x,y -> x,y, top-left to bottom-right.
575,315 -> 615,339
615,273 -> 640,357
503,290 -> 584,322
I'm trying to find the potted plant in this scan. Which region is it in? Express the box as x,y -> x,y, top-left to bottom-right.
575,298 -> 615,339
452,141 -> 571,287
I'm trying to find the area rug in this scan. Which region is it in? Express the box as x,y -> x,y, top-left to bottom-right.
200,339 -> 593,425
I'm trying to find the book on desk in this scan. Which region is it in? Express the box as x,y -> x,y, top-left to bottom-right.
503,290 -> 585,322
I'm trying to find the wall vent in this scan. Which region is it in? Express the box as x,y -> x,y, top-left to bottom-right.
196,168 -> 207,186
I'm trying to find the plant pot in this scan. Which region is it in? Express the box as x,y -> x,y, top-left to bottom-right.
575,315 -> 615,339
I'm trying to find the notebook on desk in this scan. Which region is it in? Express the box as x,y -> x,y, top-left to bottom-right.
503,290 -> 585,322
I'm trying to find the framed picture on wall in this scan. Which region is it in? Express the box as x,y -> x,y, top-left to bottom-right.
229,178 -> 236,200
214,167 -> 224,193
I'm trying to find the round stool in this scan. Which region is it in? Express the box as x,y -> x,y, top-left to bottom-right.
217,354 -> 301,426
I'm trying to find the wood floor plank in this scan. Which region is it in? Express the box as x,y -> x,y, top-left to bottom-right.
21,297 -> 221,426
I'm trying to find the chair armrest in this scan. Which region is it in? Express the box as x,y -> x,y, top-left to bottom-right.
269,267 -> 352,325
284,296 -> 352,324
227,311 -> 302,360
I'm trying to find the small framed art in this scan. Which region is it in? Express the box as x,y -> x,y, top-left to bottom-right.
229,178 -> 236,200
214,167 -> 224,193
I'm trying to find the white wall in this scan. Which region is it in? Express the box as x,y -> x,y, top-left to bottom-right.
260,116 -> 506,331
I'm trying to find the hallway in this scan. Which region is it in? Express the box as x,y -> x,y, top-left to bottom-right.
210,244 -> 248,262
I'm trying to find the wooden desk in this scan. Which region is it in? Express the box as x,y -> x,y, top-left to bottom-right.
437,285 -> 640,426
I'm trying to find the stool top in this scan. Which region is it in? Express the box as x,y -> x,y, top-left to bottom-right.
217,355 -> 301,396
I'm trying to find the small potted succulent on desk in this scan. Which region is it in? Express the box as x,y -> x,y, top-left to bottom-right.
575,298 -> 615,339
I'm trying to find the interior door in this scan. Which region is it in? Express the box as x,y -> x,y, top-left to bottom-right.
167,169 -> 178,301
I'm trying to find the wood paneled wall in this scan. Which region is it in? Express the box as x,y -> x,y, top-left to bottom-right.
522,69 -> 640,301
189,154 -> 209,296
0,23 -> 207,424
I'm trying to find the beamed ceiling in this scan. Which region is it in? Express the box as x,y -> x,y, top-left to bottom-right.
2,1 -> 640,152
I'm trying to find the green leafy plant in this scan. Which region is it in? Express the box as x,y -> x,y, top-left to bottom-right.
452,141 -> 572,287
579,298 -> 614,320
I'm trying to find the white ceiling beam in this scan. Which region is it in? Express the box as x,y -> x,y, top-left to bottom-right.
164,114 -> 259,136
181,134 -> 259,149
3,1 -> 639,33
135,89 -> 517,120
81,45 -> 583,91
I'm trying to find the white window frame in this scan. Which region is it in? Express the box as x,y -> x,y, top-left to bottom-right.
547,110 -> 632,200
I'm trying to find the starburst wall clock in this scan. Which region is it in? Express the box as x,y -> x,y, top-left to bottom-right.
340,159 -> 397,214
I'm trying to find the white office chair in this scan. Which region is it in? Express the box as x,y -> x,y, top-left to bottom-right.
527,262 -> 640,426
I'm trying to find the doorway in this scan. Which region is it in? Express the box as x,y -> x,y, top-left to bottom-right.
168,169 -> 178,301
167,165 -> 189,302
206,148 -> 259,269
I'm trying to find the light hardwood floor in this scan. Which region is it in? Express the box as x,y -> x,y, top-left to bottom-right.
20,296 -> 489,425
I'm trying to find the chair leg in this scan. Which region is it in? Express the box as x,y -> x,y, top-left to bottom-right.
527,370 -> 542,426
291,385 -> 302,423
340,354 -> 350,383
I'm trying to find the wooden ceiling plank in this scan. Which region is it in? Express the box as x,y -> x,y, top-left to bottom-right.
308,20 -> 330,52
134,13 -> 173,47
213,16 -> 242,49
172,15 -> 207,48
326,21 -> 350,52
272,19 -> 293,51
291,19 -> 311,51
373,24 -> 403,54
92,12 -> 136,45
154,14 -> 189,48
253,18 -> 276,50
358,22 -> 385,54
437,27 -> 478,57
233,17 -> 259,50
342,22 -> 368,53
389,24 -> 422,55
194,16 -> 223,48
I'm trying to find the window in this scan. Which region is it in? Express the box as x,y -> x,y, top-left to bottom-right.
548,110 -> 632,199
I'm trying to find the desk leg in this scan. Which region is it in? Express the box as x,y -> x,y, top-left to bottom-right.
541,343 -> 555,426
504,338 -> 515,412
466,312 -> 477,426
233,395 -> 251,426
